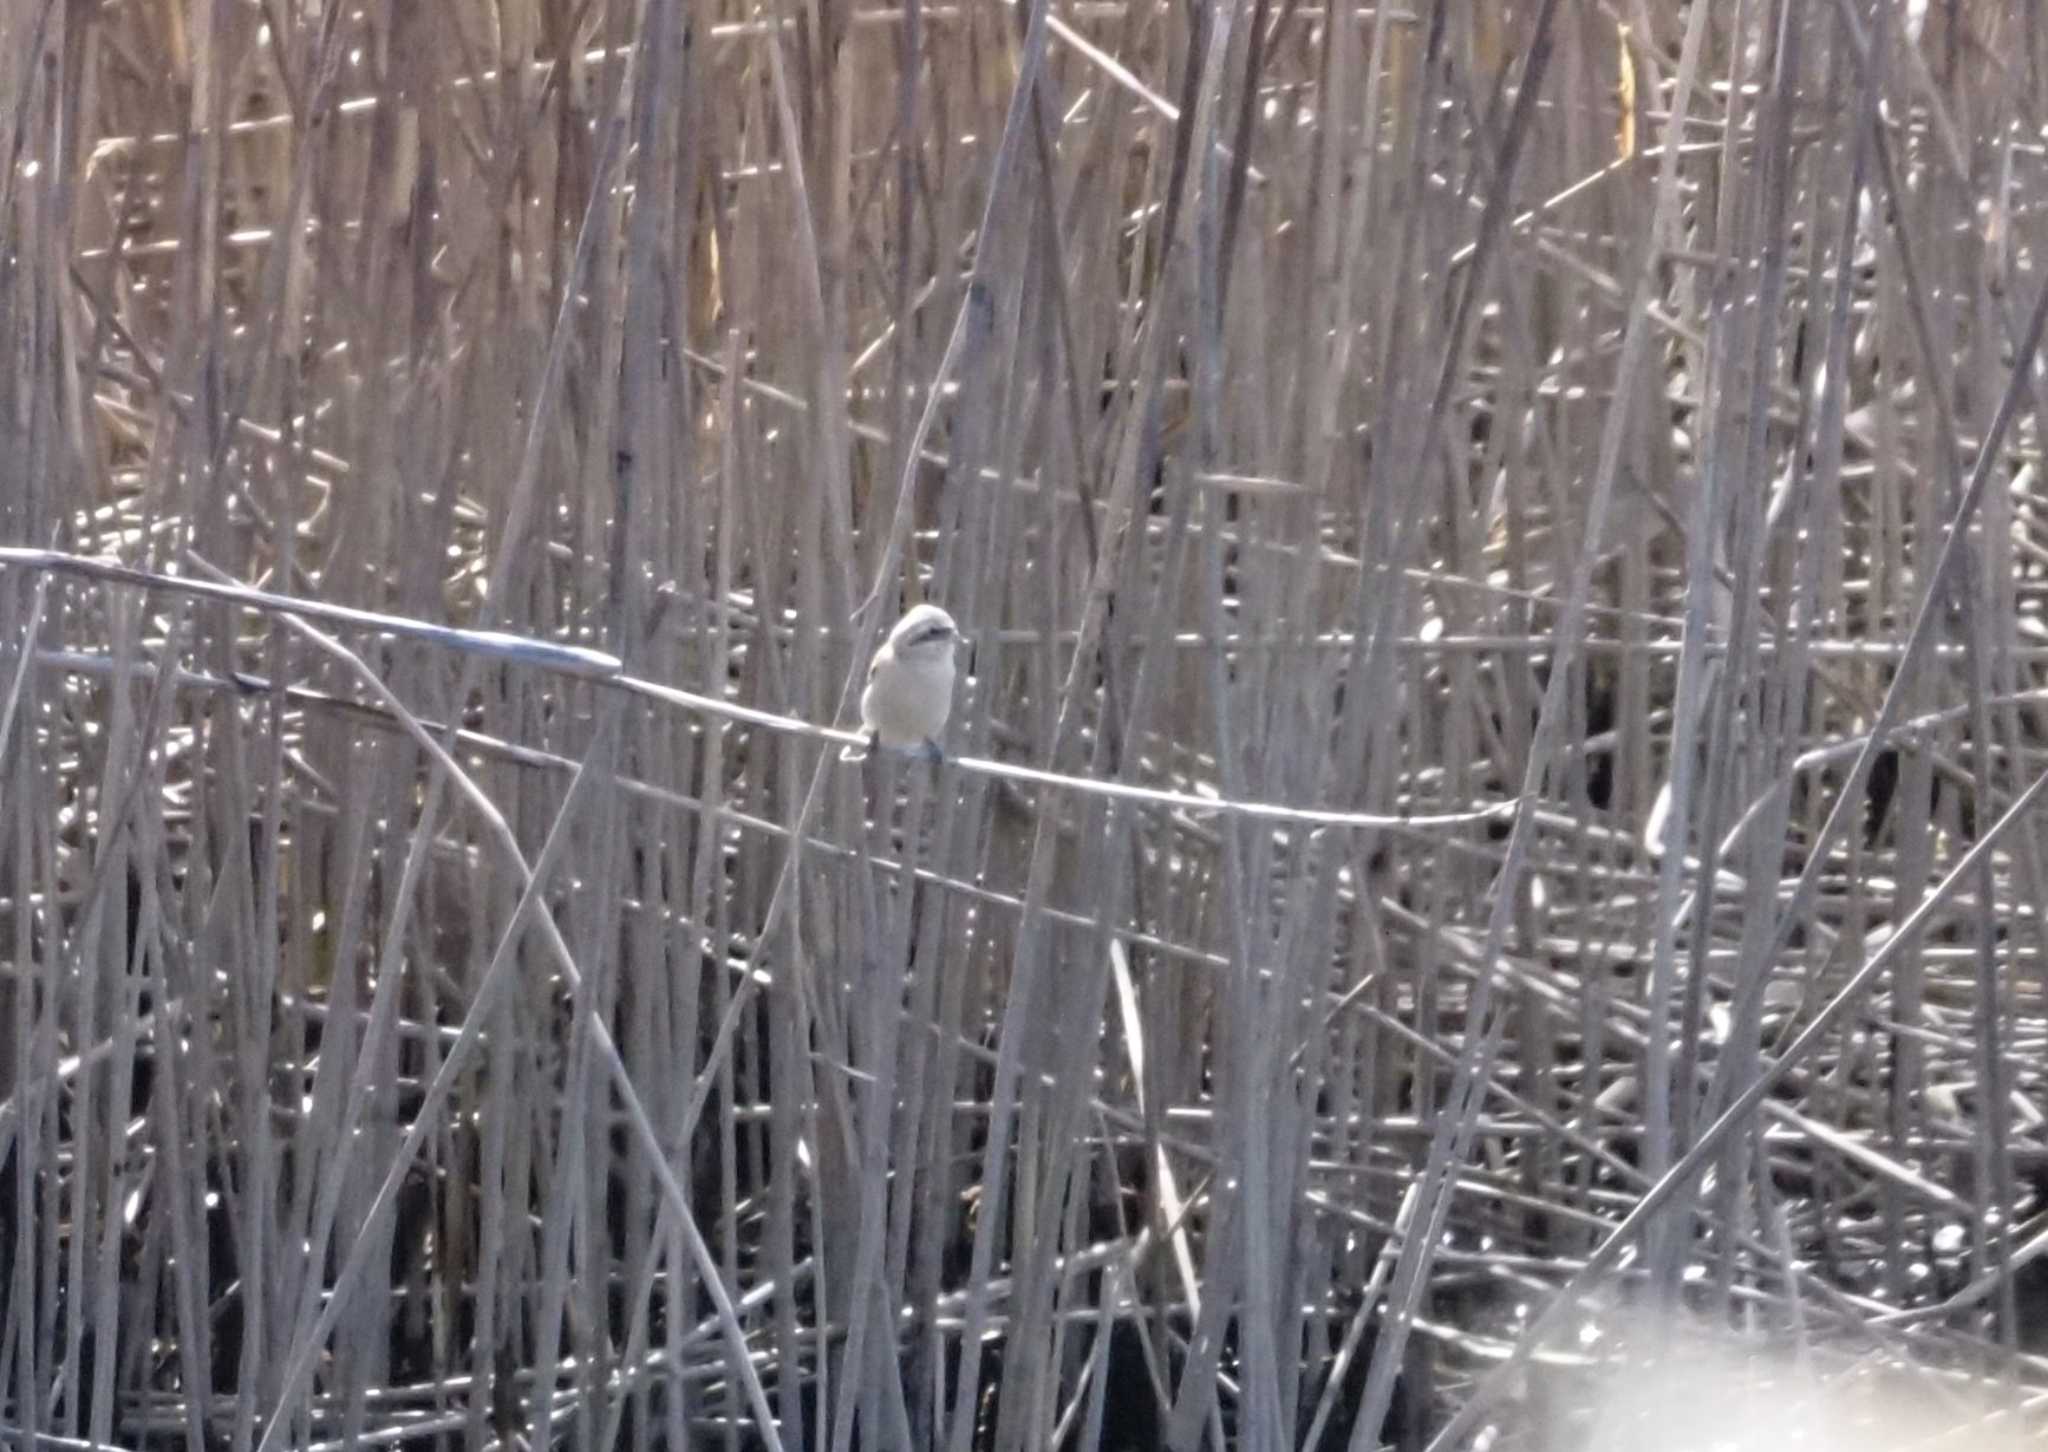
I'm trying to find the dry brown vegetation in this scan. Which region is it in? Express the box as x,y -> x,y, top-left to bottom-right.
3,0 -> 2048,1448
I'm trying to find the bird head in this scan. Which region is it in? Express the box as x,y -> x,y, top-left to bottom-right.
888,603 -> 961,661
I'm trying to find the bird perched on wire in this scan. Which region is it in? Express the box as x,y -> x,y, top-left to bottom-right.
841,602 -> 963,764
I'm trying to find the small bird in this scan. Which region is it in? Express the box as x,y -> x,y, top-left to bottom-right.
841,603 -> 962,764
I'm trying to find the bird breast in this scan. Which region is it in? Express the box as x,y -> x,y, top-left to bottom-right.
862,651 -> 955,746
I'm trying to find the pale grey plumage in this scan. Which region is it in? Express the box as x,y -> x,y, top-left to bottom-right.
841,603 -> 961,762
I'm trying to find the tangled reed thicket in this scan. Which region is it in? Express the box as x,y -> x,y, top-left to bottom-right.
2,0 -> 2047,1448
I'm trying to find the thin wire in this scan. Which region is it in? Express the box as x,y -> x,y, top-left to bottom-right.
1,547 -> 1517,835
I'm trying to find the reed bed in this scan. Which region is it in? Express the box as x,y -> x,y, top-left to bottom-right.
2,0 -> 2047,1448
